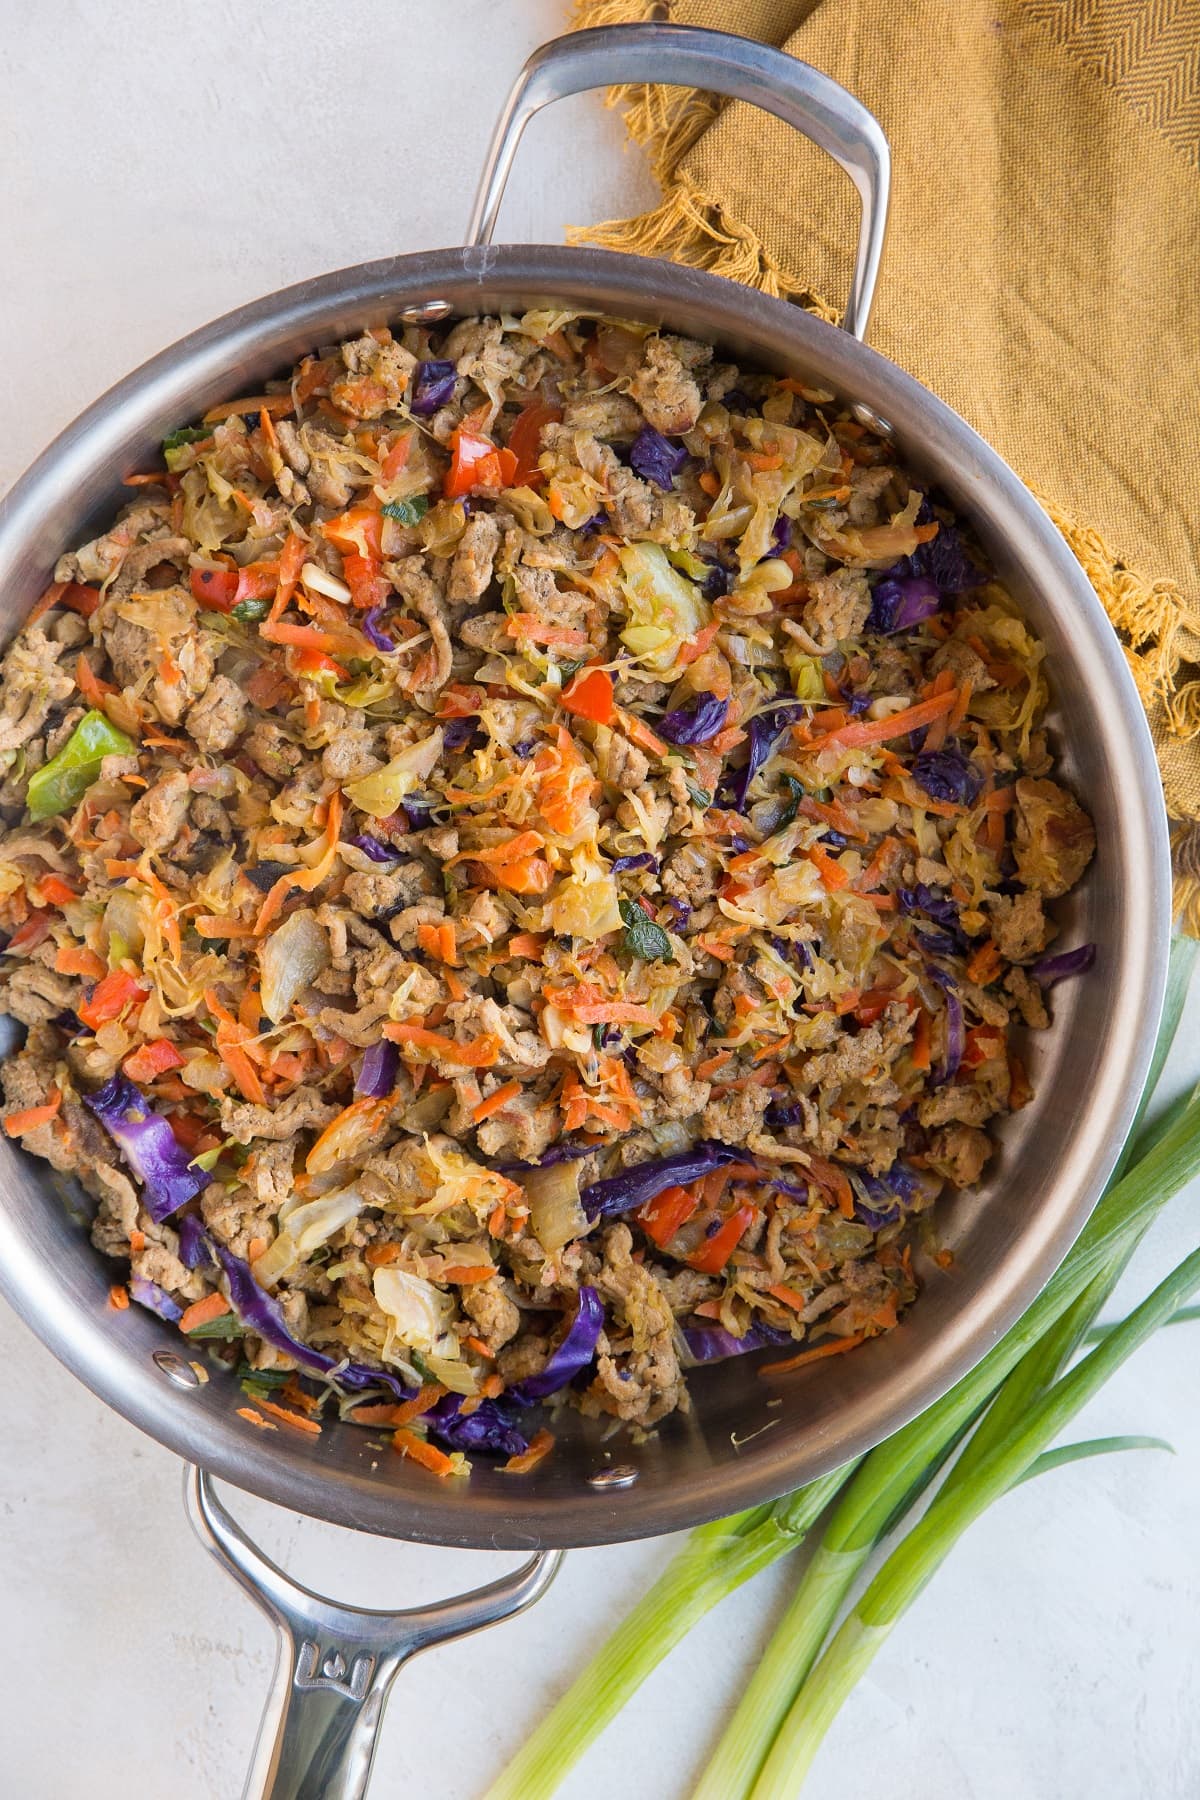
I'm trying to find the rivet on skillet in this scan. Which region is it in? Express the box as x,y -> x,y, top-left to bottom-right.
152,1348 -> 201,1389
396,299 -> 454,324
588,1464 -> 639,1490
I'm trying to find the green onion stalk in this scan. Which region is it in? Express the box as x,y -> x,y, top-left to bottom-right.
695,936 -> 1198,1800
481,1467 -> 854,1800
748,1236 -> 1200,1799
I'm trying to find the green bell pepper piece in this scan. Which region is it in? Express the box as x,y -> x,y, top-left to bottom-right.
26,709 -> 136,822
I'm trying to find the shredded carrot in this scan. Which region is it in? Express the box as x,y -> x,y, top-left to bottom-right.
695,1048 -> 733,1080
3,1089 -> 62,1137
254,790 -> 343,934
256,1398 -> 322,1435
75,653 -> 118,713
392,1428 -> 457,1476
506,932 -> 547,958
195,916 -> 257,938
966,939 -> 1002,987
807,687 -> 959,754
488,1200 -> 508,1237
441,1264 -> 500,1284
237,1407 -> 276,1430
807,843 -> 850,890
766,1283 -> 809,1311
760,1331 -> 869,1376
473,1080 -> 521,1124
464,1335 -> 495,1360
677,619 -> 722,665
203,393 -> 295,423
696,933 -> 736,962
504,614 -> 589,649
54,943 -> 105,979
128,1228 -> 146,1254
502,1429 -> 555,1474
108,1284 -> 130,1310
181,1292 -> 233,1334
352,1383 -> 445,1428
383,1022 -> 500,1067
615,708 -> 670,758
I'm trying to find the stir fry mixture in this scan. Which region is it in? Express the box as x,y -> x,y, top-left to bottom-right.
0,312 -> 1096,1472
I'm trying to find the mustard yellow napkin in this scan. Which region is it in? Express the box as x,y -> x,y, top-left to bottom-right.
570,0 -> 1200,919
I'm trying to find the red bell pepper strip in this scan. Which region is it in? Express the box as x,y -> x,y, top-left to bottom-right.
687,1204 -> 758,1274
561,667 -> 615,726
506,400 -> 562,485
639,1183 -> 701,1249
444,427 -> 518,498
78,968 -> 150,1031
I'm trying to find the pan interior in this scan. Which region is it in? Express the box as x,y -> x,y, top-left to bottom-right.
0,246 -> 1168,1547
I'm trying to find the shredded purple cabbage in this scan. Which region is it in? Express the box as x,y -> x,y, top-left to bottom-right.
400,796 -> 434,830
211,1242 -> 412,1398
683,1321 -> 791,1363
611,852 -> 658,874
885,517 -> 980,594
425,1393 -> 529,1458
1032,943 -> 1097,987
912,745 -> 984,808
899,884 -> 966,951
769,516 -> 792,556
129,1275 -> 183,1323
928,968 -> 965,1084
177,1213 -> 215,1271
629,425 -> 688,490
867,575 -> 940,634
727,702 -> 804,811
579,511 -> 609,534
356,1040 -> 399,1098
361,607 -> 397,654
441,717 -> 479,752
700,562 -> 730,601
509,1287 -> 604,1404
496,1138 -> 601,1175
855,1162 -> 921,1229
656,691 -> 729,746
409,360 -> 457,417
84,1074 -> 209,1224
581,1140 -> 742,1221
349,833 -> 399,864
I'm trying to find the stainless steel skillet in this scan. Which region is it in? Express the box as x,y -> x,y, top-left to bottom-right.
0,24 -> 1169,1799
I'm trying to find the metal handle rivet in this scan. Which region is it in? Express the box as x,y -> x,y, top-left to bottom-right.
588,1464 -> 639,1489
396,299 -> 453,324
153,1348 -> 201,1388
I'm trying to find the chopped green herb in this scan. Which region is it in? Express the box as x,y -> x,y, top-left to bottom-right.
163,425 -> 214,471
184,1313 -> 242,1341
162,425 -> 212,454
619,898 -> 674,964
777,774 -> 807,829
382,494 -> 430,525
232,597 -> 270,624
684,778 -> 713,811
235,1362 -> 292,1387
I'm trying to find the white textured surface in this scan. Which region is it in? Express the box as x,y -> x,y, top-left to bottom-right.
1,5 -> 1197,1797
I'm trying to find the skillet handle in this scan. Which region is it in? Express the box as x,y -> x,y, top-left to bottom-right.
467,22 -> 890,343
184,1466 -> 563,1800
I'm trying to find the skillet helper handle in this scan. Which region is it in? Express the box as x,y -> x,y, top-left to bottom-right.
185,1467 -> 563,1800
467,21 -> 890,343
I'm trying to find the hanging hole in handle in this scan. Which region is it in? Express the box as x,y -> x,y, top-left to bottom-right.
153,1347 -> 202,1389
